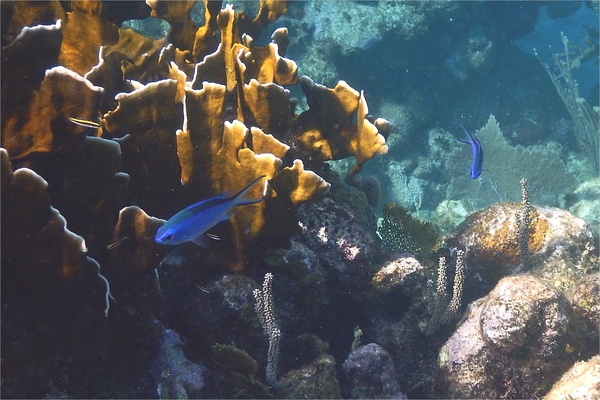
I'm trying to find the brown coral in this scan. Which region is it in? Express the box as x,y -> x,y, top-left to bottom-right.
103,77 -> 184,216
2,0 -> 387,274
1,0 -> 65,45
147,0 -> 196,53
1,148 -> 111,315
58,1 -> 150,75
296,76 -> 390,175
3,65 -> 104,160
110,206 -> 168,272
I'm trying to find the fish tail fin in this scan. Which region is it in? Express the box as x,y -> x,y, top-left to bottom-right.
233,175 -> 268,206
459,123 -> 478,142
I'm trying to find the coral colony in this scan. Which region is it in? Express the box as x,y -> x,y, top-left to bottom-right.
1,1 -> 599,399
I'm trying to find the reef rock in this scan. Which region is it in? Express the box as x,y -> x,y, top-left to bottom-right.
152,329 -> 207,399
160,262 -> 263,355
567,178 -> 600,237
260,240 -> 327,334
371,254 -> 428,298
341,343 -> 406,399
566,273 -> 600,359
298,170 -> 381,287
438,274 -> 582,399
277,354 -> 341,399
544,355 -> 600,400
444,202 -> 598,299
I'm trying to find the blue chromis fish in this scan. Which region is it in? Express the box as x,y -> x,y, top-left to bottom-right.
458,124 -> 483,179
155,175 -> 268,246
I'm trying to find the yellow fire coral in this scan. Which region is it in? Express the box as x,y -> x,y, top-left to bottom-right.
296,77 -> 390,175
1,148 -> 111,316
110,206 -> 168,273
2,0 -> 389,271
2,64 -> 104,160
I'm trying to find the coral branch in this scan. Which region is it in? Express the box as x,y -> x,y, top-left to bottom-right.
425,250 -> 466,336
253,273 -> 281,387
535,32 -> 599,170
517,178 -> 531,269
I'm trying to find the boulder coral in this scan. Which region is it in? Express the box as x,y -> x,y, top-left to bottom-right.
544,355 -> 600,400
341,343 -> 406,399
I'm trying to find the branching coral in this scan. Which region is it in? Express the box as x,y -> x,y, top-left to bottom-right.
424,250 -> 466,336
536,32 -> 599,171
253,273 -> 281,387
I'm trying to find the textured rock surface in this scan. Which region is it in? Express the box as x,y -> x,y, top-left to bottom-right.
438,275 -> 582,399
277,354 -> 341,399
341,343 -> 406,399
444,202 -> 598,299
544,355 -> 600,400
567,273 -> 600,359
371,254 -> 428,297
298,170 -> 381,287
153,329 -> 207,399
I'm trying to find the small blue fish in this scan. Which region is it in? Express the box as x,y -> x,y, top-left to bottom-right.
458,124 -> 483,179
155,175 -> 268,246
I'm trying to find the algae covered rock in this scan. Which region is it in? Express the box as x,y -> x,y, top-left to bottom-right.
277,354 -> 341,399
444,202 -> 598,299
341,343 -> 406,399
544,355 -> 600,400
438,274 -> 582,399
567,273 -> 600,359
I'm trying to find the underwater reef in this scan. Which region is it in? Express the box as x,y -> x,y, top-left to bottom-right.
1,1 -> 599,399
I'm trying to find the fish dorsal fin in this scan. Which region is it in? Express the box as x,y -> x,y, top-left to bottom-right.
232,175 -> 268,206
185,195 -> 230,217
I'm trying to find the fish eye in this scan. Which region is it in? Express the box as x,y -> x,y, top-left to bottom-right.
163,234 -> 173,241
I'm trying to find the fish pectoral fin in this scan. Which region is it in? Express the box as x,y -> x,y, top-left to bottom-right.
207,233 -> 221,241
191,234 -> 212,248
234,175 -> 268,206
69,117 -> 103,128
